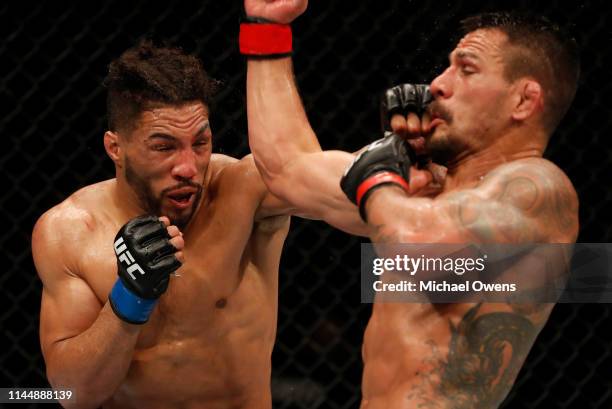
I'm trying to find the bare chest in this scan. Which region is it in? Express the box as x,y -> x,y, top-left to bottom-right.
80,211 -> 281,346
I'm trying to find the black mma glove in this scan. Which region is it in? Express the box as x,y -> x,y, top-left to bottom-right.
109,215 -> 182,324
340,133 -> 414,222
380,83 -> 432,133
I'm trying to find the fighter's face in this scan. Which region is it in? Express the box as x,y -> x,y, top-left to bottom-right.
427,29 -> 515,163
121,102 -> 212,229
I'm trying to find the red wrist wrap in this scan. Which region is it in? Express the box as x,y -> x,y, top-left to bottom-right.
356,172 -> 410,208
239,22 -> 292,57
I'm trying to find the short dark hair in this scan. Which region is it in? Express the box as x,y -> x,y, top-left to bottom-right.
104,41 -> 218,133
461,12 -> 580,133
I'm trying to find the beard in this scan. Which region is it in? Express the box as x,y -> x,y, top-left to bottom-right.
124,157 -> 203,230
426,133 -> 462,165
426,101 -> 462,165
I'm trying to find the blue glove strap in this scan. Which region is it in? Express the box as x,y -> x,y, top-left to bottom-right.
108,279 -> 158,325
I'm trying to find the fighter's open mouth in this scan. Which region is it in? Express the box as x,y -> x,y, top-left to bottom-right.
168,193 -> 193,203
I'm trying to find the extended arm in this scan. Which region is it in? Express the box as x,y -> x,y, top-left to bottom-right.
247,50 -> 370,235
242,0 -> 373,235
244,1 -> 440,235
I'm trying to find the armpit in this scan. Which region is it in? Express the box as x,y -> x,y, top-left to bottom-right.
254,215 -> 290,233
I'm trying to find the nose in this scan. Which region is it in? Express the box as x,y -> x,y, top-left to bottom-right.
171,149 -> 198,180
429,67 -> 452,99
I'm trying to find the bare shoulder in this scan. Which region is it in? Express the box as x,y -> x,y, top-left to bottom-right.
212,152 -> 256,173
440,158 -> 578,243
486,157 -> 577,198
210,153 -> 240,171
483,158 -> 579,227
211,153 -> 266,192
209,153 -> 291,224
32,180 -> 114,279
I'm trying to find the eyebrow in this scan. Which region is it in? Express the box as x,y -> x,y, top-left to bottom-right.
147,123 -> 211,142
147,133 -> 176,142
450,50 -> 481,61
195,123 -> 210,138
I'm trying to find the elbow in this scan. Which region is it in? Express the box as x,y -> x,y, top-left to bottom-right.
253,156 -> 294,199
47,369 -> 111,409
372,222 -> 410,244
394,228 -> 423,244
248,129 -> 291,174
372,220 -> 437,244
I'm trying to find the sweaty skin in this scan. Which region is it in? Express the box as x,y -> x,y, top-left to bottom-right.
33,103 -> 293,409
244,0 -> 579,407
362,158 -> 578,409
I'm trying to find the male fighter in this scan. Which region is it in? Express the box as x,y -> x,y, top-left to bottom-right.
32,43 -> 303,409
243,0 -> 580,407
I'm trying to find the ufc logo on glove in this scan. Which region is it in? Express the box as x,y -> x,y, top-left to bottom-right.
114,236 -> 146,279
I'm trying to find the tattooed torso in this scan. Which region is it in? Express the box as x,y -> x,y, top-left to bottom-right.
362,158 -> 578,409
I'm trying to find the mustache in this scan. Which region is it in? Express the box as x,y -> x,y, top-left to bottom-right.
161,181 -> 202,196
428,101 -> 453,123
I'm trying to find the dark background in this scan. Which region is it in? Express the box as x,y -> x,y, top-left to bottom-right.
1,0 -> 611,408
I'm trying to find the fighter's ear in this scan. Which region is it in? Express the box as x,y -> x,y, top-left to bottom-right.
104,131 -> 122,167
512,79 -> 543,122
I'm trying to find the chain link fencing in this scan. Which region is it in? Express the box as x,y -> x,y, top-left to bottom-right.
1,0 -> 611,408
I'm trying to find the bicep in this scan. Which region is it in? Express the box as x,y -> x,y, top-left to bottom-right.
39,275 -> 103,357
259,150 -> 370,236
33,217 -> 102,358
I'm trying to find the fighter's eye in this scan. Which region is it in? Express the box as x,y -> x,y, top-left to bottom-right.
153,145 -> 174,152
461,64 -> 475,75
192,139 -> 209,149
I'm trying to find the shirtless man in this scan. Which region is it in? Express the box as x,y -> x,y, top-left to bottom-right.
31,43 -> 302,409
243,1 -> 580,407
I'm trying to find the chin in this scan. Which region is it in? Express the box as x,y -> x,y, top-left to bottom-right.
162,209 -> 192,230
426,133 -> 457,165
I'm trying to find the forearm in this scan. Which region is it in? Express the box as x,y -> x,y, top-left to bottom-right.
247,57 -> 321,182
45,303 -> 140,408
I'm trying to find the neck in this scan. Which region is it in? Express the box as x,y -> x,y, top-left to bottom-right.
112,175 -> 149,220
443,126 -> 547,190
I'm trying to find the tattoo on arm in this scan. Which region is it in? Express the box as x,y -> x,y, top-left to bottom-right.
446,163 -> 578,243
366,162 -> 577,245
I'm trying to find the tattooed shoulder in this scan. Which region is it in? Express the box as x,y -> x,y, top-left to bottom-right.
443,159 -> 578,243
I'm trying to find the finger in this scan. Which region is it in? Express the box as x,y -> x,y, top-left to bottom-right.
166,225 -> 182,238
426,162 -> 448,185
158,216 -> 170,227
406,112 -> 421,137
169,235 -> 185,251
174,251 -> 185,264
406,137 -> 426,156
390,114 -> 409,135
408,167 -> 433,195
421,111 -> 431,134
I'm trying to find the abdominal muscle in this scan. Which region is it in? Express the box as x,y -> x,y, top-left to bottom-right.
361,303 -> 458,409
107,338 -> 271,409
103,279 -> 277,409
